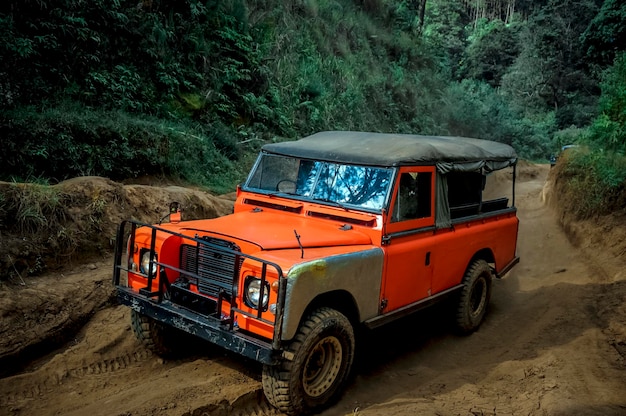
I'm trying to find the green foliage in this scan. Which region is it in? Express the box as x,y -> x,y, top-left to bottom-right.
589,114 -> 626,151
0,105 -> 243,192
1,184 -> 65,235
561,52 -> 626,219
461,18 -> 520,87
581,0 -> 626,67
510,113 -> 557,161
422,0 -> 470,78
246,1 -> 444,138
0,0 -> 615,193
561,149 -> 626,218
0,0 -> 269,124
84,65 -> 156,112
553,126 -> 586,149
0,182 -> 78,276
500,0 -> 601,128
587,52 -> 626,152
432,79 -> 554,160
597,53 -> 626,127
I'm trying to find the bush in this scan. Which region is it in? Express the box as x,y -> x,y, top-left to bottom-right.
560,148 -> 626,218
431,79 -> 555,161
586,52 -> 626,152
0,105 -> 244,193
560,52 -> 626,219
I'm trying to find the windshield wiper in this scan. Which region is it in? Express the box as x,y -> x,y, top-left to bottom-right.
264,190 -> 298,198
316,197 -> 350,210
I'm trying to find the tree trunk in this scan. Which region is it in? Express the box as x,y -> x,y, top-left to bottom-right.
417,0 -> 427,34
506,0 -> 515,24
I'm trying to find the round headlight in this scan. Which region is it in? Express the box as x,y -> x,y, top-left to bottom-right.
140,251 -> 158,275
245,278 -> 269,309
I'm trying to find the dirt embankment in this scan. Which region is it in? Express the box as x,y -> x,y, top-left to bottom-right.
0,177 -> 235,282
543,162 -> 626,361
545,162 -> 626,280
0,163 -> 625,416
0,177 -> 235,376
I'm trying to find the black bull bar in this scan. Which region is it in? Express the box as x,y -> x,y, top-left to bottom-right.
112,219 -> 287,365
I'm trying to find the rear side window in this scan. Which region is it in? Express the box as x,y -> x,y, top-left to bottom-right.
447,171 -> 483,207
447,170 -> 513,219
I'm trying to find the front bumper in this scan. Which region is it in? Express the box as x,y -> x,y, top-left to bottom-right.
116,287 -> 278,365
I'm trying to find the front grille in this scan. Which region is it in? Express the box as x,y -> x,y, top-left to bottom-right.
179,237 -> 242,298
180,244 -> 198,274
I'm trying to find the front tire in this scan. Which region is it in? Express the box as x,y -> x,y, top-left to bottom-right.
455,259 -> 492,334
130,310 -> 183,357
262,307 -> 355,415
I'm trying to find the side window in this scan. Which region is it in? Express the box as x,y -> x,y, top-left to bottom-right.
392,172 -> 432,222
447,171 -> 483,207
447,171 -> 483,219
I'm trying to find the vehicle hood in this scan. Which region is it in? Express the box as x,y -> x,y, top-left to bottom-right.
178,211 -> 373,250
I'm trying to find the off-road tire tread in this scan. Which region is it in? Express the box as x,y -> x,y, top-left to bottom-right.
262,307 -> 354,415
455,259 -> 492,334
130,310 -> 178,357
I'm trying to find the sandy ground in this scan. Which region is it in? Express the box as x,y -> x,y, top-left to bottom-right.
1,164 -> 625,416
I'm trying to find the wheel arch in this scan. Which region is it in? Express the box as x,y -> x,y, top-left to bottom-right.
280,248 -> 383,341
302,289 -> 361,328
468,248 -> 495,271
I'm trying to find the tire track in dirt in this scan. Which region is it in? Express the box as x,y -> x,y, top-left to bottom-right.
0,348 -> 153,408
184,390 -> 282,416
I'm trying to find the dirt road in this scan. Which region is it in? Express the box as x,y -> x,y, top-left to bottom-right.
1,165 -> 625,416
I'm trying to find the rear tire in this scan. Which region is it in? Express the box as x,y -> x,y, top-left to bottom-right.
130,310 -> 183,357
455,259 -> 492,334
262,307 -> 355,415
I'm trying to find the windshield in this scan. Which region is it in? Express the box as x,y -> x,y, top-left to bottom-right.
245,153 -> 393,211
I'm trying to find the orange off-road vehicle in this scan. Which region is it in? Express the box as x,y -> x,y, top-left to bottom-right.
113,131 -> 519,415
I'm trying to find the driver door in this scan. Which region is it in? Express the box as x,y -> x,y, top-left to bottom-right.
381,166 -> 436,312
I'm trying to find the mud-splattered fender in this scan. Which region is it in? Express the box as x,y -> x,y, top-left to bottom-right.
281,247 -> 384,340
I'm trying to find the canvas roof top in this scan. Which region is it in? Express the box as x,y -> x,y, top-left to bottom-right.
262,131 -> 517,169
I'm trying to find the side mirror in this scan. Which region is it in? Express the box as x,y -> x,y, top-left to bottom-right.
169,201 -> 181,223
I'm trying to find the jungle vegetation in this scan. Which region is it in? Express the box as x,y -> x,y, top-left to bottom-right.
0,0 -> 624,214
